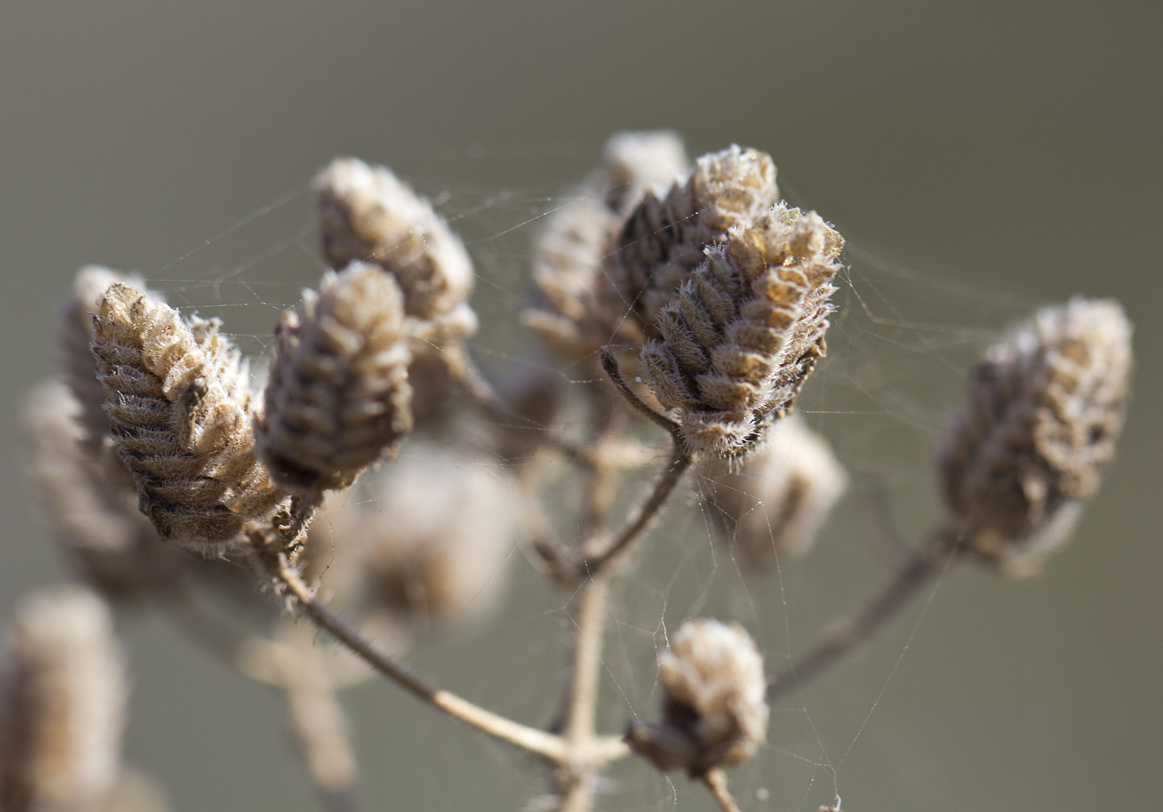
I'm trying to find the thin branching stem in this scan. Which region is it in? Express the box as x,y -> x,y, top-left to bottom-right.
259,546 -> 568,763
704,768 -> 744,812
599,347 -> 680,434
580,440 -> 692,580
767,531 -> 962,703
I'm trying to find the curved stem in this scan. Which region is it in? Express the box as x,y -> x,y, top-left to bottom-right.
259,547 -> 568,763
579,441 -> 692,580
703,768 -> 744,812
767,532 -> 962,703
599,347 -> 679,434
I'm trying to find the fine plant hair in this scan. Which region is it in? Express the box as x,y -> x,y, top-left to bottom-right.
3,131 -> 1135,812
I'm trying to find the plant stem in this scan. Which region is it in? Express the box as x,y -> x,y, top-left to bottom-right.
767,533 -> 961,703
599,347 -> 679,434
703,768 -> 744,812
259,547 -> 568,763
579,440 -> 692,580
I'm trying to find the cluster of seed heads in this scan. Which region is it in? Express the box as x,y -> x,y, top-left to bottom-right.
9,130 -> 1136,809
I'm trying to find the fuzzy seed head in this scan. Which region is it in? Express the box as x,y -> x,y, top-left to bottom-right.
626,619 -> 768,776
314,156 -> 477,344
700,415 -> 847,568
357,447 -> 516,625
640,204 -> 843,457
616,145 -> 780,336
937,298 -> 1133,568
90,283 -> 289,551
0,587 -> 126,812
257,262 -> 414,502
523,131 -> 689,360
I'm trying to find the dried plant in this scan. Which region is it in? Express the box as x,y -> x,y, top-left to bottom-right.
6,131 -> 1135,812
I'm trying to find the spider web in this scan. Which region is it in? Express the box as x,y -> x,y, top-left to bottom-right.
104,146 -> 1044,812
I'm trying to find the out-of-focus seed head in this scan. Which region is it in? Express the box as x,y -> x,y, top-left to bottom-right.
356,447 -> 516,626
25,382 -> 185,600
616,145 -> 780,337
700,415 -> 847,568
640,204 -> 844,458
0,587 -> 126,812
313,156 -> 477,346
937,298 -> 1133,571
523,131 -> 690,362
625,619 -> 768,777
257,262 -> 414,503
90,283 -> 290,552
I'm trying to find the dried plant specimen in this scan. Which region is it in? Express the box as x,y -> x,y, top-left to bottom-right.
626,619 -> 769,777
937,297 -> 1133,569
90,283 -> 289,551
0,587 -> 126,812
616,145 -> 780,337
640,204 -> 844,457
699,415 -> 847,568
313,155 -> 477,347
524,130 -> 689,361
257,262 -> 414,503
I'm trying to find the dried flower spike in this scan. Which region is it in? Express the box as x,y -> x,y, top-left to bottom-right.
700,415 -> 847,568
937,297 -> 1133,570
90,283 -> 289,551
314,155 -> 477,346
257,262 -> 414,502
640,204 -> 844,457
523,130 -> 689,361
616,144 -> 780,337
0,587 -> 126,812
626,619 -> 768,777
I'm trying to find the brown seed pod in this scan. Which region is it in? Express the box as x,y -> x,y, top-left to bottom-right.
625,619 -> 769,777
615,144 -> 780,337
937,298 -> 1133,570
699,415 -> 847,568
0,587 -> 127,812
257,262 -> 414,502
639,204 -> 843,457
313,155 -> 477,344
90,283 -> 289,552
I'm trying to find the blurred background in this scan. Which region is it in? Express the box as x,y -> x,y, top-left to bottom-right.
2,2 -> 1159,810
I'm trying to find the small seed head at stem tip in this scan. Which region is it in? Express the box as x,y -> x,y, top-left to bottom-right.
626,618 -> 768,777
936,297 -> 1133,573
257,262 -> 414,504
89,283 -> 290,552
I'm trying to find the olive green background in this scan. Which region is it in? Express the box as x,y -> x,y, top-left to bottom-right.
2,2 -> 1160,811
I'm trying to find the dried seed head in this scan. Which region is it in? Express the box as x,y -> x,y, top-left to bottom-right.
357,447 -> 516,625
626,619 -> 768,776
90,283 -> 289,551
313,156 -> 477,345
937,298 -> 1133,570
700,415 -> 847,568
257,262 -> 414,502
616,145 -> 780,336
640,204 -> 844,457
523,131 -> 689,361
0,587 -> 126,812
25,382 -> 184,600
